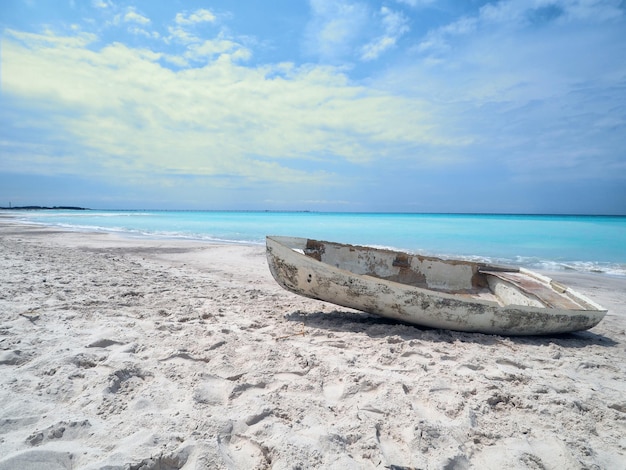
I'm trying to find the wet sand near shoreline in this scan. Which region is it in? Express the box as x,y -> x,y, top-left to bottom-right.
1,221 -> 624,469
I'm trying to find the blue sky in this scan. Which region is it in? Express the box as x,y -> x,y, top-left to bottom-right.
1,0 -> 625,213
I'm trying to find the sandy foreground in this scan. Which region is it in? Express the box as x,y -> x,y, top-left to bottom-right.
0,220 -> 624,470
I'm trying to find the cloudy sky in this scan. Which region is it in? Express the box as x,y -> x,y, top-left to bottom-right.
1,0 -> 625,213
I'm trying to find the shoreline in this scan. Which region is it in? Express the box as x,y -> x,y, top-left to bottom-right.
0,220 -> 625,469
2,213 -> 625,279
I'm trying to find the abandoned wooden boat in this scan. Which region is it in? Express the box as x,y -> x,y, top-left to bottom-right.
266,236 -> 607,336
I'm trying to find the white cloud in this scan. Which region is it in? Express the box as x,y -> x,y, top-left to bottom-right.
381,6 -> 410,34
161,53 -> 188,67
477,0 -> 624,27
361,7 -> 409,60
449,0 -> 626,35
166,9 -> 220,46
92,0 -> 113,9
1,30 -> 448,189
128,26 -> 160,40
185,38 -> 252,63
124,8 -> 150,25
5,28 -> 97,48
175,9 -> 216,25
166,25 -> 198,44
306,2 -> 410,62
304,0 -> 370,61
361,36 -> 396,60
394,0 -> 436,7
378,0 -> 626,180
415,0 -> 626,70
161,8 -> 250,64
416,15 -> 475,55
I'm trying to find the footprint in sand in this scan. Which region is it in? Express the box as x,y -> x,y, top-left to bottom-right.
106,366 -> 149,394
70,353 -> 105,368
0,450 -> 74,470
495,358 -> 528,370
25,420 -> 91,446
471,436 -> 580,469
98,366 -> 151,415
456,362 -> 484,375
122,445 -> 193,470
86,338 -> 125,348
323,381 -> 345,402
0,350 -> 30,365
217,423 -> 271,470
323,377 -> 381,403
228,381 -> 267,400
193,375 -> 234,405
374,423 -> 415,469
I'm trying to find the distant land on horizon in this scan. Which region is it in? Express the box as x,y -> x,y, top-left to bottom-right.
0,206 -> 89,211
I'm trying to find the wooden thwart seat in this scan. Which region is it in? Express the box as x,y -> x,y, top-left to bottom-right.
480,270 -> 583,310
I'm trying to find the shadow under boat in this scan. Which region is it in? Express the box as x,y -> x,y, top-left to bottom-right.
284,309 -> 617,348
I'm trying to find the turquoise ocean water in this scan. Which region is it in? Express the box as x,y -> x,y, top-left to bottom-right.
6,210 -> 626,277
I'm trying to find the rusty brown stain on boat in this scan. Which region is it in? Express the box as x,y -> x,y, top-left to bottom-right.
392,254 -> 410,268
268,248 -> 299,288
304,239 -> 325,261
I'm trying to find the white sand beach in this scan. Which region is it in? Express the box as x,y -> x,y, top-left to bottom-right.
1,219 -> 625,469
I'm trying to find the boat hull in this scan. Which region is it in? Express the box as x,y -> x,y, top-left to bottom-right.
266,236 -> 607,336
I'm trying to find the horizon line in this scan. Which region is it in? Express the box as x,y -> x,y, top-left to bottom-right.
1,206 -> 625,217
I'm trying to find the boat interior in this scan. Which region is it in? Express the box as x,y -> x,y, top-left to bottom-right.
301,238 -> 593,310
